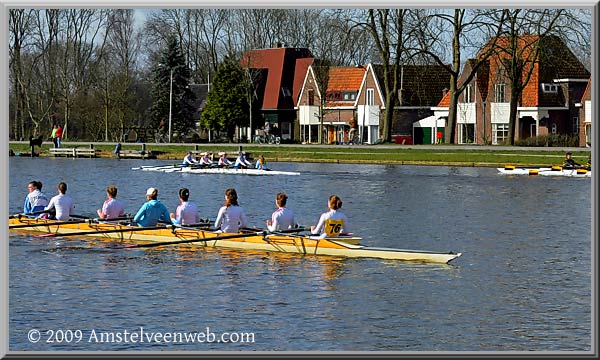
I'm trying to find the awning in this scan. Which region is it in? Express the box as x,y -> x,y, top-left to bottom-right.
413,116 -> 445,128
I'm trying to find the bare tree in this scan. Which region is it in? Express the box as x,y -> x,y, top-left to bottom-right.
414,9 -> 505,144
491,9 -> 576,145
9,9 -> 35,140
351,9 -> 415,142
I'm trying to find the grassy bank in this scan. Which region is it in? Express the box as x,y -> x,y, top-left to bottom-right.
9,142 -> 591,168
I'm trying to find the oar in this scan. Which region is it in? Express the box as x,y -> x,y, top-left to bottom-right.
34,225 -> 168,238
9,209 -> 55,219
117,230 -> 267,249
9,219 -> 93,229
242,226 -> 311,234
96,215 -> 134,222
271,227 -> 311,234
131,164 -> 179,171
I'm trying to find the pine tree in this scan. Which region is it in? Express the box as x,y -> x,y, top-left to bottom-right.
149,35 -> 196,142
200,57 -> 249,142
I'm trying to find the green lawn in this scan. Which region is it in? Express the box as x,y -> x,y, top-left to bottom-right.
9,142 -> 590,168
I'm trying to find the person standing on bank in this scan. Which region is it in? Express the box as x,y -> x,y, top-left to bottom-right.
55,124 -> 63,148
51,125 -> 58,148
133,187 -> 170,227
45,182 -> 75,221
266,192 -> 295,232
170,188 -> 200,226
97,185 -> 126,220
214,188 -> 248,233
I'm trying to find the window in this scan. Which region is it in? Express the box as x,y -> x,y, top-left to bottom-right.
366,88 -> 374,105
307,90 -> 314,106
327,91 -> 342,101
572,117 -> 579,134
459,123 -> 475,144
492,123 -> 509,145
542,83 -> 558,93
343,91 -> 357,101
463,84 -> 473,103
495,83 -> 506,103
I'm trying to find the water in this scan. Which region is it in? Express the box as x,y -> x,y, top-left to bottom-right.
8,157 -> 592,352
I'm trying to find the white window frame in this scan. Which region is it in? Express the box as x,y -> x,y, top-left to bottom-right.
366,88 -> 374,106
492,123 -> 509,145
463,84 -> 473,103
495,83 -> 506,103
572,117 -> 579,134
542,83 -> 558,93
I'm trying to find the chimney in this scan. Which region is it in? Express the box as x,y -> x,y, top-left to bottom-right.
275,42 -> 282,48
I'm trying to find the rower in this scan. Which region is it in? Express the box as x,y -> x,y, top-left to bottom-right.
563,152 -> 581,169
218,152 -> 232,167
24,180 -> 49,217
44,182 -> 75,221
310,195 -> 350,238
214,188 -> 248,232
266,192 -> 295,231
170,188 -> 200,226
97,185 -> 126,220
233,151 -> 252,169
255,155 -> 268,170
132,187 -> 170,227
182,151 -> 198,166
198,152 -> 213,166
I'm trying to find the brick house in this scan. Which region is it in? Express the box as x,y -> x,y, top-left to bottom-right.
576,78 -> 592,147
297,63 -> 450,144
432,35 -> 590,145
297,65 -> 366,144
240,45 -> 314,141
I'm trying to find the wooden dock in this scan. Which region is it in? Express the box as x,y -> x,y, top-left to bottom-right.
48,147 -> 99,158
116,150 -> 156,159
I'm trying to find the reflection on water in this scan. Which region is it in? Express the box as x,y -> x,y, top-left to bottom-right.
8,158 -> 591,351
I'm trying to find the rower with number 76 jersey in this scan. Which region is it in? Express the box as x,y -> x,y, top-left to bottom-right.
310,195 -> 350,238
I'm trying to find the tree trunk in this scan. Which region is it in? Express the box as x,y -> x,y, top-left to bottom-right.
445,79 -> 459,144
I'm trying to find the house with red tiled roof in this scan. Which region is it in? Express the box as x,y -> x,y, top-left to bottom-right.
240,45 -> 314,141
297,63 -> 450,144
430,35 -> 590,145
576,78 -> 592,147
297,65 -> 366,143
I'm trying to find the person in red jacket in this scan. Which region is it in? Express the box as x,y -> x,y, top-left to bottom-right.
55,124 -> 63,148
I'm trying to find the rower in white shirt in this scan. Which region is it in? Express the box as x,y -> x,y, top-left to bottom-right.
45,182 -> 75,221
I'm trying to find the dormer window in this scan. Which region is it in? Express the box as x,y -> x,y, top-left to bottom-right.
542,83 -> 558,93
343,91 -> 357,101
327,91 -> 342,101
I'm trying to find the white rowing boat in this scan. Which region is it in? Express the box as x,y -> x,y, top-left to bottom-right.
180,166 -> 300,176
132,164 -> 300,176
497,165 -> 591,177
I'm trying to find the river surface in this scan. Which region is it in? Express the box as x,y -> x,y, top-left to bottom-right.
7,157 -> 592,352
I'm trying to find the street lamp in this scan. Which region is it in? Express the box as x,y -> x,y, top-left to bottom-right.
159,63 -> 173,143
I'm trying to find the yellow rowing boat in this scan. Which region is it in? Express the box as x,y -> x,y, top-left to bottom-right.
8,217 -> 462,264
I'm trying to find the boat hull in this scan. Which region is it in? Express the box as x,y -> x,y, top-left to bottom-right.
9,218 -> 460,264
497,167 -> 591,177
133,165 -> 300,176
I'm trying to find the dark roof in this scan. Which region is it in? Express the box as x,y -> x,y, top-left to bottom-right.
240,47 -> 314,110
372,64 -> 451,106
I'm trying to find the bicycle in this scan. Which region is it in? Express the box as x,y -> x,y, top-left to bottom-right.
155,131 -> 168,143
267,134 -> 281,145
